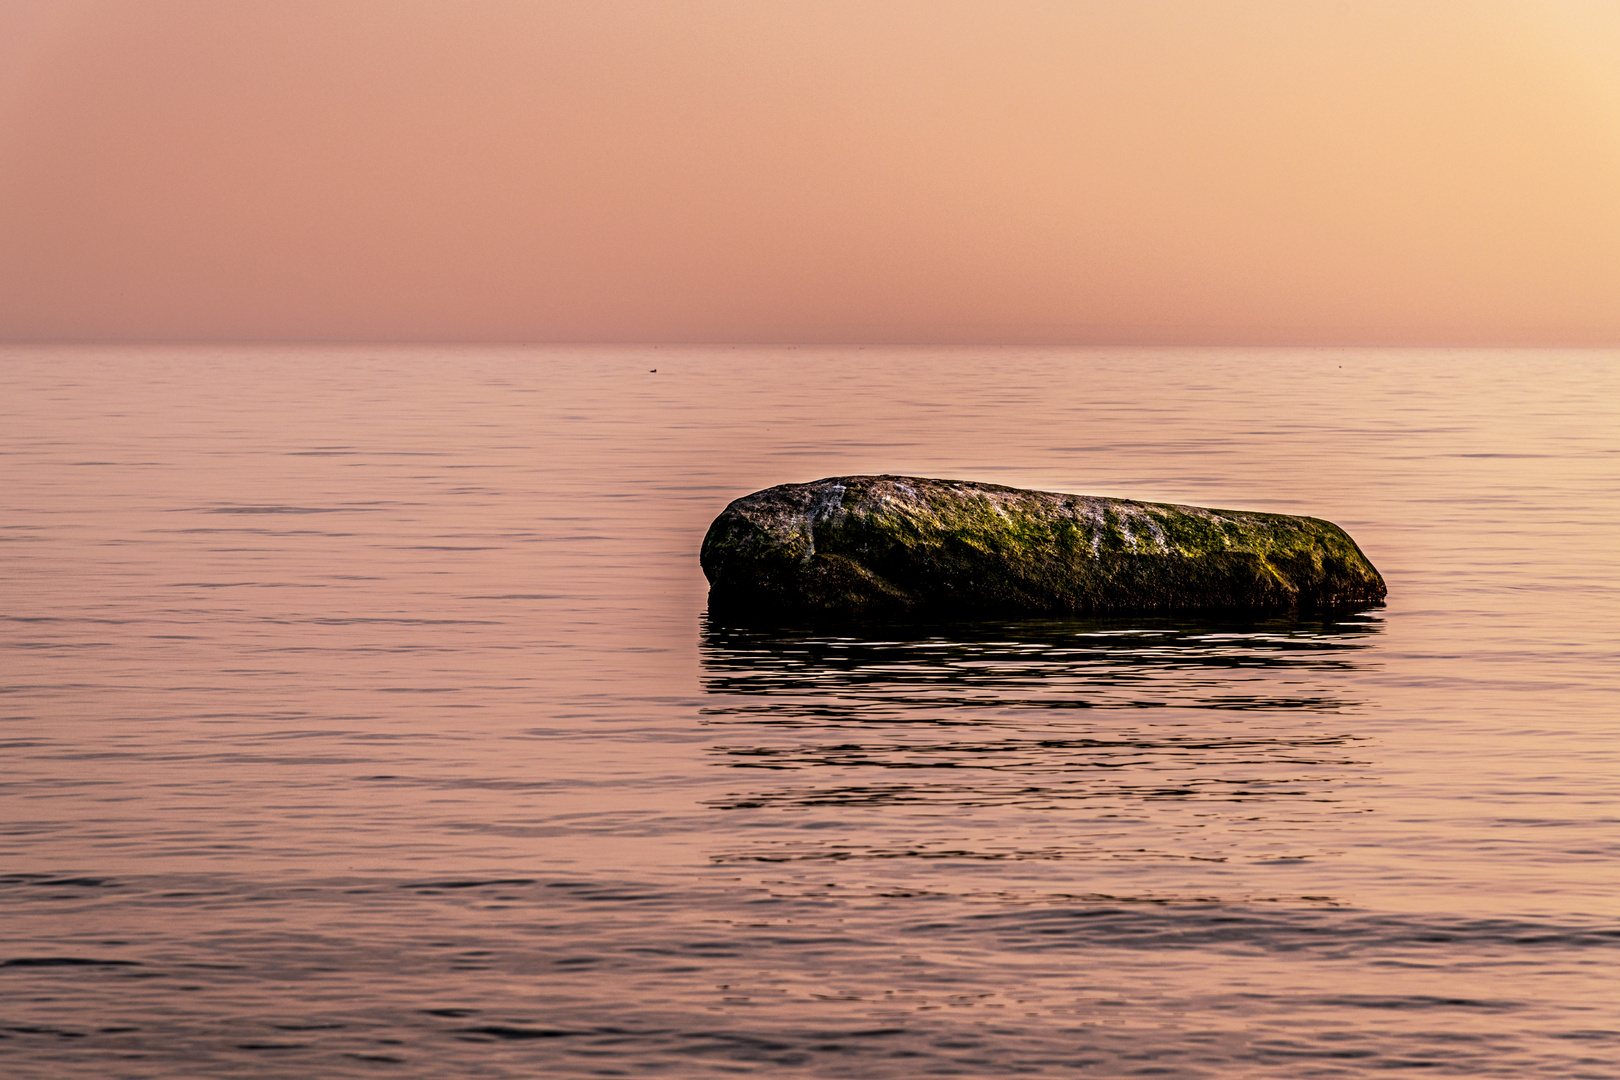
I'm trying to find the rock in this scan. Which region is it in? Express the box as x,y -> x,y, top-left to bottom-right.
701,475 -> 1385,620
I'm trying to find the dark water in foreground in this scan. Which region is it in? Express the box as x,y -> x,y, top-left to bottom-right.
2,345 -> 1617,1077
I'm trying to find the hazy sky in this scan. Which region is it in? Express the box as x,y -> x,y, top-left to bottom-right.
4,0 -> 1620,343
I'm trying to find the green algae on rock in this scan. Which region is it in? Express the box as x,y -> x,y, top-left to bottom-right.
701,476 -> 1386,620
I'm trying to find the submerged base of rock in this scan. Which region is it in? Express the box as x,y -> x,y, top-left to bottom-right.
701,476 -> 1386,621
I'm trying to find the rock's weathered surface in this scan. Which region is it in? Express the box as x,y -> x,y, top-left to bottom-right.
701,476 -> 1385,620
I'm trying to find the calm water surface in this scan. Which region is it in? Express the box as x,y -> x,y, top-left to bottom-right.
2,345 -> 1617,1077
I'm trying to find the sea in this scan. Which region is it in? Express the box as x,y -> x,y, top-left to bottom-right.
2,344 -> 1617,1078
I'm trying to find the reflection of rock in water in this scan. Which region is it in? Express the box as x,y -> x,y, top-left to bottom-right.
698,612 -> 1382,869
700,611 -> 1380,715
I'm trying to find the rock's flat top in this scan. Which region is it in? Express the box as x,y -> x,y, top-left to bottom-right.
701,475 -> 1386,620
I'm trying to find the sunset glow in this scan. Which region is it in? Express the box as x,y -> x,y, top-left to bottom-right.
3,1 -> 1619,342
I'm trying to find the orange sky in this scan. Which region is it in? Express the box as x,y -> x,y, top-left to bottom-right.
3,0 -> 1620,343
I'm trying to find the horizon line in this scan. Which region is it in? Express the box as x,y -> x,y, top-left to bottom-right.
5,336 -> 1620,349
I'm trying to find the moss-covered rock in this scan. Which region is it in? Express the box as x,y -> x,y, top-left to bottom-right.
701,475 -> 1386,621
